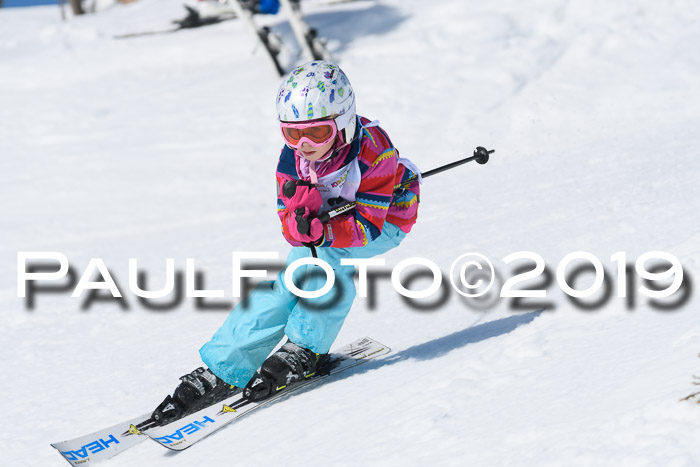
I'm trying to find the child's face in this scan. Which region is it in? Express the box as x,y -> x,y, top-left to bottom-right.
297,138 -> 335,162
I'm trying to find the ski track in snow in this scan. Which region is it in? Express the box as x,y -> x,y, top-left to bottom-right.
2,0 -> 700,465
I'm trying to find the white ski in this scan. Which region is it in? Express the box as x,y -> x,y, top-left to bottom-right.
226,0 -> 286,76
50,337 -> 389,464
279,0 -> 332,62
51,413 -> 150,466
146,336 -> 389,451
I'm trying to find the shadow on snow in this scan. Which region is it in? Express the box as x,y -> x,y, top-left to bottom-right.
270,3 -> 408,55
343,310 -> 544,381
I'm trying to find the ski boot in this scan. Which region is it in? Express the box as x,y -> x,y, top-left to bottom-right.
152,367 -> 240,426
243,341 -> 331,402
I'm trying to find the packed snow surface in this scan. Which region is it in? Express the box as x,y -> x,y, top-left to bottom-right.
2,0 -> 700,465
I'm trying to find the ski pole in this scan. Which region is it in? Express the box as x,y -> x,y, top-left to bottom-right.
286,146 -> 494,255
300,146 -> 494,226
398,146 -> 492,189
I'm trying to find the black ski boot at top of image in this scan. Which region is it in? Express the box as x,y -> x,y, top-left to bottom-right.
152,367 -> 240,426
243,341 -> 331,402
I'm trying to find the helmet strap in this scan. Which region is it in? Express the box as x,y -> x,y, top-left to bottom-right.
340,114 -> 357,145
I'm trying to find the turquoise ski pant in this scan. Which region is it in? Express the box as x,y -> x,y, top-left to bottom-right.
199,222 -> 406,387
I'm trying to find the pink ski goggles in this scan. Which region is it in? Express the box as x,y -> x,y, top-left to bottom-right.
280,119 -> 338,148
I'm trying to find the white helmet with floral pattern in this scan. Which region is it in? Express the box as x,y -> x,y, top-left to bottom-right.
276,60 -> 357,144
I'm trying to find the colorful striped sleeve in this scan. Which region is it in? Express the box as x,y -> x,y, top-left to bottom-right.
387,162 -> 420,233
320,135 -> 398,248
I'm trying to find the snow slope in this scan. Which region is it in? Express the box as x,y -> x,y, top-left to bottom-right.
2,0 -> 700,465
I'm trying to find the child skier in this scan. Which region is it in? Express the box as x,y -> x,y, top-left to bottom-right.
152,60 -> 420,425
